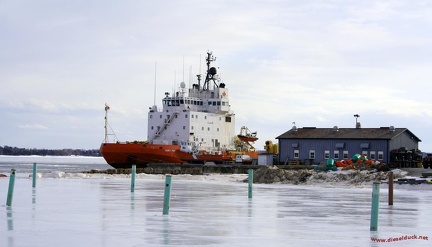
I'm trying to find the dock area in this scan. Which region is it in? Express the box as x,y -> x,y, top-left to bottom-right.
86,163 -> 313,175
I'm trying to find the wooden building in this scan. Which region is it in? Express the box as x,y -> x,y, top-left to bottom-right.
276,125 -> 422,168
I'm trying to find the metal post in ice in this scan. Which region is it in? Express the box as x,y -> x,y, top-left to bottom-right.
131,164 -> 136,192
370,182 -> 380,231
163,175 -> 172,215
248,169 -> 253,199
6,169 -> 16,207
32,163 -> 37,188
388,171 -> 393,205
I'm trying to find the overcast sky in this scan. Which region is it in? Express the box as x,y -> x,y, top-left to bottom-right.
1,0 -> 432,152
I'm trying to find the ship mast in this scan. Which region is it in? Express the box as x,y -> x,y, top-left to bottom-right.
104,103 -> 118,143
104,103 -> 109,143
202,51 -> 219,91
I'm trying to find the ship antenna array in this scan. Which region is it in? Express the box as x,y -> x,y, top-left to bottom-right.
104,104 -> 119,143
203,51 -> 218,91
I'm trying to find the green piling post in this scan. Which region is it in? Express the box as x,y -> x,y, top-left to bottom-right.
370,182 -> 380,231
6,169 -> 16,207
248,169 -> 253,199
163,175 -> 172,215
388,171 -> 393,205
32,163 -> 37,188
131,164 -> 136,192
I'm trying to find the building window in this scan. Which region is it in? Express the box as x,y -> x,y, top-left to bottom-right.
309,150 -> 315,159
343,151 -> 349,159
362,150 -> 368,158
324,150 -> 330,159
335,143 -> 345,148
370,151 -> 376,160
294,150 -> 299,159
378,151 -> 384,160
360,143 -> 370,149
334,150 -> 339,159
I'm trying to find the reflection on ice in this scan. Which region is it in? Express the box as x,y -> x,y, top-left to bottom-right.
0,174 -> 431,247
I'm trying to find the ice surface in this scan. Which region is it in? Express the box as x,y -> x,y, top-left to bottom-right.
1,174 -> 431,247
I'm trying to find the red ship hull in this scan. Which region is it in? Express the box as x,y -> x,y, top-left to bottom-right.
175,150 -> 233,164
175,150 -> 259,164
100,142 -> 184,169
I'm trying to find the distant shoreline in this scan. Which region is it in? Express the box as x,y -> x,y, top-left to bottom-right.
0,146 -> 101,156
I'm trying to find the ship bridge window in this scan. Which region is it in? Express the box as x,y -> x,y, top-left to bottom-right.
180,99 -> 184,104
193,100 -> 197,105
208,102 -> 211,105
225,116 -> 231,122
217,101 -> 221,106
222,102 -> 226,106
212,101 -> 216,106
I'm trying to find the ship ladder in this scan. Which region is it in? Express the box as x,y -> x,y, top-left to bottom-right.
153,112 -> 179,139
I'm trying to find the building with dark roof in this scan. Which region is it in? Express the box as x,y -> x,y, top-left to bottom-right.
276,125 -> 421,167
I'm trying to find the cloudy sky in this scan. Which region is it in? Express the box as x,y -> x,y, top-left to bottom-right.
1,0 -> 432,152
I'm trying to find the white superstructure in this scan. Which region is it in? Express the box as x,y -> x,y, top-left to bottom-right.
147,51 -> 236,152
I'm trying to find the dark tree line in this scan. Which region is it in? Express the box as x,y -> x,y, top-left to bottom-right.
0,146 -> 101,156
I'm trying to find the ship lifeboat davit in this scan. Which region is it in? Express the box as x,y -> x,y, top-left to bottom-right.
237,126 -> 258,142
